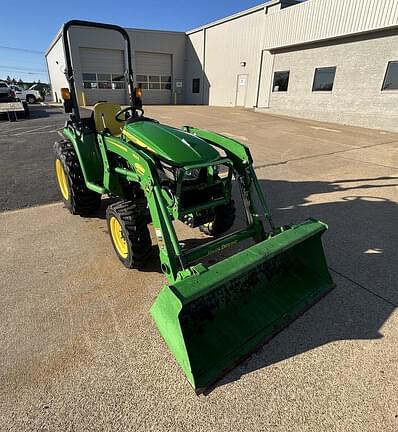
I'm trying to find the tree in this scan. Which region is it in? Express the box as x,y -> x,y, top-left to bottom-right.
18,78 -> 23,85
6,75 -> 11,84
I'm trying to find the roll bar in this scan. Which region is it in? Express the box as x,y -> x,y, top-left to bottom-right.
62,20 -> 135,122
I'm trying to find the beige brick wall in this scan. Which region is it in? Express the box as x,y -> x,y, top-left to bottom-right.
262,32 -> 398,131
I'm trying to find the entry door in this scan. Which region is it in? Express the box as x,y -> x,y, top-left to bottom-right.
236,74 -> 248,107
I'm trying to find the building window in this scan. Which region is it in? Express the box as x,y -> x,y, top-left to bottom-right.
273,71 -> 290,92
312,67 -> 336,91
382,61 -> 398,91
82,73 -> 126,90
136,75 -> 171,90
192,78 -> 200,93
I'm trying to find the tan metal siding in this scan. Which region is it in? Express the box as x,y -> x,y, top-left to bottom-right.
204,9 -> 265,107
263,0 -> 398,49
257,51 -> 275,108
45,36 -> 68,103
185,31 -> 206,104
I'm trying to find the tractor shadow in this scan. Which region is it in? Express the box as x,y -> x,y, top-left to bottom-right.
88,198 -> 221,274
205,175 -> 398,394
87,197 -> 118,220
28,105 -> 67,119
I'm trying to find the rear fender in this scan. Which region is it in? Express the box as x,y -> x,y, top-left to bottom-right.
62,126 -> 104,189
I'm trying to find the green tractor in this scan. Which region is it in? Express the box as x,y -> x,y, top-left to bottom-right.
54,20 -> 334,393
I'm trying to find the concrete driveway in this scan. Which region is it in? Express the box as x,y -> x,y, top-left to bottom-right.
1,105 -> 397,431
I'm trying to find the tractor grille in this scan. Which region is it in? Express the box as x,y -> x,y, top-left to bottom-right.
180,183 -> 224,209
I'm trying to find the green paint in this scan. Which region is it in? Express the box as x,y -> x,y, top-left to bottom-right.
124,121 -> 220,166
151,219 -> 334,390
61,115 -> 334,392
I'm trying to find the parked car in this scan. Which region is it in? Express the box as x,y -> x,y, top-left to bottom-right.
28,83 -> 49,102
0,82 -> 29,120
0,81 -> 15,99
9,85 -> 42,104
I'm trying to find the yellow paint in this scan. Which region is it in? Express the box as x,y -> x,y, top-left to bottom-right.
110,216 -> 128,258
60,88 -> 70,100
112,141 -> 128,152
134,163 -> 146,175
124,131 -> 156,154
55,159 -> 69,200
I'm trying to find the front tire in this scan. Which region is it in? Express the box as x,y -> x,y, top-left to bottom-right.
26,95 -> 36,104
199,201 -> 236,237
53,140 -> 101,215
106,199 -> 152,269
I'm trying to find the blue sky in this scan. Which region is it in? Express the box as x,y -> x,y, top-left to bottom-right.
0,0 -> 266,83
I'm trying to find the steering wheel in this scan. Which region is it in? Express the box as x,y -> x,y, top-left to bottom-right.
115,106 -> 144,123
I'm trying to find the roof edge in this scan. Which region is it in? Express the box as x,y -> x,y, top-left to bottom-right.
45,27 -> 63,56
186,0 -> 282,35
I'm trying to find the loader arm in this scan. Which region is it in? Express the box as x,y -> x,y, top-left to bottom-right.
183,126 -> 274,228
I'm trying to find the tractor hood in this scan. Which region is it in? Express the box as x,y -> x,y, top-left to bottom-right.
122,121 -> 220,167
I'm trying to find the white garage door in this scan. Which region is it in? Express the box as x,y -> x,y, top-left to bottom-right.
79,47 -> 127,105
135,52 -> 172,105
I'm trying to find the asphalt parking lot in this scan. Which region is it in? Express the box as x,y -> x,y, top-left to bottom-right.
0,105 -> 68,211
1,104 -> 398,431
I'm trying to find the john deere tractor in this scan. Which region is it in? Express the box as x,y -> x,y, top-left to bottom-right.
54,20 -> 334,393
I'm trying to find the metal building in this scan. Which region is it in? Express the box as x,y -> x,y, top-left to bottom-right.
46,0 -> 398,131
46,27 -> 186,106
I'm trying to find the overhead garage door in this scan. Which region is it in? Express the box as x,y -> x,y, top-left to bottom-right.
79,47 -> 127,105
135,52 -> 172,105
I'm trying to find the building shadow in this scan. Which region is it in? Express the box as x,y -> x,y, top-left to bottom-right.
185,37 -> 210,105
204,175 -> 398,394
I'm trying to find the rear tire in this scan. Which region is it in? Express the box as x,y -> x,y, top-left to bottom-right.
106,199 -> 152,268
199,201 -> 236,237
53,140 -> 101,215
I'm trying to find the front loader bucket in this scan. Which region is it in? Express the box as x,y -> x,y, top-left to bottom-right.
150,219 -> 334,392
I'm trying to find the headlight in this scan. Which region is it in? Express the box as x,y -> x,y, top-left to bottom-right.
183,168 -> 200,181
214,164 -> 230,179
158,161 -> 176,182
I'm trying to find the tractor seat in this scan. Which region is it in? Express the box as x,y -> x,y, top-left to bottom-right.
93,102 -> 123,136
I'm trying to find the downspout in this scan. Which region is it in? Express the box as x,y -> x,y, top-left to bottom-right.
254,5 -> 269,108
201,28 -> 206,105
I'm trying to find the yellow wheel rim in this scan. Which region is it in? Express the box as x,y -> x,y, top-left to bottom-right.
55,159 -> 69,200
110,216 -> 128,259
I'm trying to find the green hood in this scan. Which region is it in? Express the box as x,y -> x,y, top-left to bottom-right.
122,121 -> 220,167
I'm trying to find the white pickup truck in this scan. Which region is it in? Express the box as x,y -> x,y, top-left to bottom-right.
9,85 -> 42,104
0,81 -> 29,120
